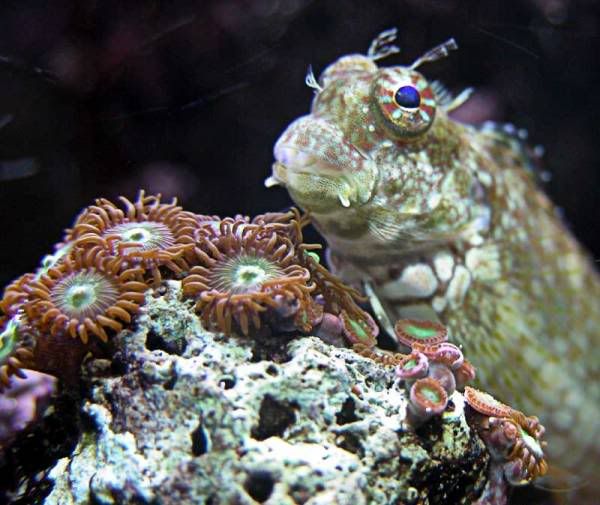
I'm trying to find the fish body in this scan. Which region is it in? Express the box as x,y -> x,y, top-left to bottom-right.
268,31 -> 600,482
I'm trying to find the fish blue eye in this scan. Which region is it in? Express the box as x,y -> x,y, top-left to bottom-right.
394,86 -> 421,108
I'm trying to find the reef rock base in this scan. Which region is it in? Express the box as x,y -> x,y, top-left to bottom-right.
41,281 -> 488,504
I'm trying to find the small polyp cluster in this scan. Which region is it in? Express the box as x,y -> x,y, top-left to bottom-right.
0,191 -> 549,500
300,250 -> 379,348
464,386 -> 548,486
69,190 -> 193,286
23,250 -> 147,344
393,319 -> 475,427
182,220 -> 317,336
0,191 -> 378,390
0,191 -> 191,386
181,208 -> 378,342
389,318 -> 548,495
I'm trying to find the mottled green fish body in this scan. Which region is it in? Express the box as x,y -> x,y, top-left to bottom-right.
268,32 -> 600,481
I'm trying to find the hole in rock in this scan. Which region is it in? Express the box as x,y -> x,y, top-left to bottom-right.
145,327 -> 187,355
244,470 -> 275,503
110,352 -> 129,375
251,394 -> 297,440
336,431 -> 363,455
163,372 -> 178,390
335,397 -> 359,425
265,364 -> 279,376
218,375 -> 236,389
377,325 -> 399,351
190,423 -> 209,456
250,333 -> 294,363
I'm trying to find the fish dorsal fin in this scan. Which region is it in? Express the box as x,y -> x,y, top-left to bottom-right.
479,121 -> 550,184
366,208 -> 407,243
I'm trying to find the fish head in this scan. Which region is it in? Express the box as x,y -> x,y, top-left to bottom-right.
269,111 -> 380,213
268,35 -> 483,244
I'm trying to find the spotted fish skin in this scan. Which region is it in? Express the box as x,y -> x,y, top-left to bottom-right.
268,33 -> 600,480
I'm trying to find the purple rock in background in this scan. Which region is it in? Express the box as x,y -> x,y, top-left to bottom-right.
0,370 -> 57,448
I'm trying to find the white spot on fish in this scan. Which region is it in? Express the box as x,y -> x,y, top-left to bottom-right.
446,265 -> 472,308
433,251 -> 454,283
380,263 -> 438,300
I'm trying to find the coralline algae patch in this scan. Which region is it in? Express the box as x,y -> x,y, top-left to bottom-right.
44,281 -> 488,505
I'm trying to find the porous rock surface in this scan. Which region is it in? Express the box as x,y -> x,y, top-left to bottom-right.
45,281 -> 488,505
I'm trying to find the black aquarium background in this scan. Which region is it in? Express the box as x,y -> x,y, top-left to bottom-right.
0,0 -> 599,289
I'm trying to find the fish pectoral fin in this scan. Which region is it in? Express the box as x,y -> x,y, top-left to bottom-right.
366,210 -> 406,243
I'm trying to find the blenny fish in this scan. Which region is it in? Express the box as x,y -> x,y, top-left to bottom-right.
267,28 -> 600,485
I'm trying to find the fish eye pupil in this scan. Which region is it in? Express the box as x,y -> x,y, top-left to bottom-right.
394,85 -> 421,108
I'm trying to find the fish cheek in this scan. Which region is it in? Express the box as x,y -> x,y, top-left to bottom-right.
286,173 -> 345,214
323,216 -> 370,239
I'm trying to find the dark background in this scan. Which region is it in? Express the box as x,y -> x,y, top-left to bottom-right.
0,0 -> 599,287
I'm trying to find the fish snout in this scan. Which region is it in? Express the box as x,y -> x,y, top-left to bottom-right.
268,116 -> 379,210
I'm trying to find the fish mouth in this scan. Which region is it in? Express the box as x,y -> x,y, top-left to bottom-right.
265,156 -> 331,188
265,160 -> 357,209
267,139 -> 312,188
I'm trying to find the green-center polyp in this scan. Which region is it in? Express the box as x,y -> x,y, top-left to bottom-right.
479,390 -> 505,410
405,324 -> 438,339
348,319 -> 370,342
52,271 -> 120,319
109,222 -> 174,252
520,427 -> 544,458
218,255 -> 283,294
237,266 -> 263,284
420,386 -> 441,404
127,228 -> 151,242
68,285 -> 94,309
403,359 -> 417,370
